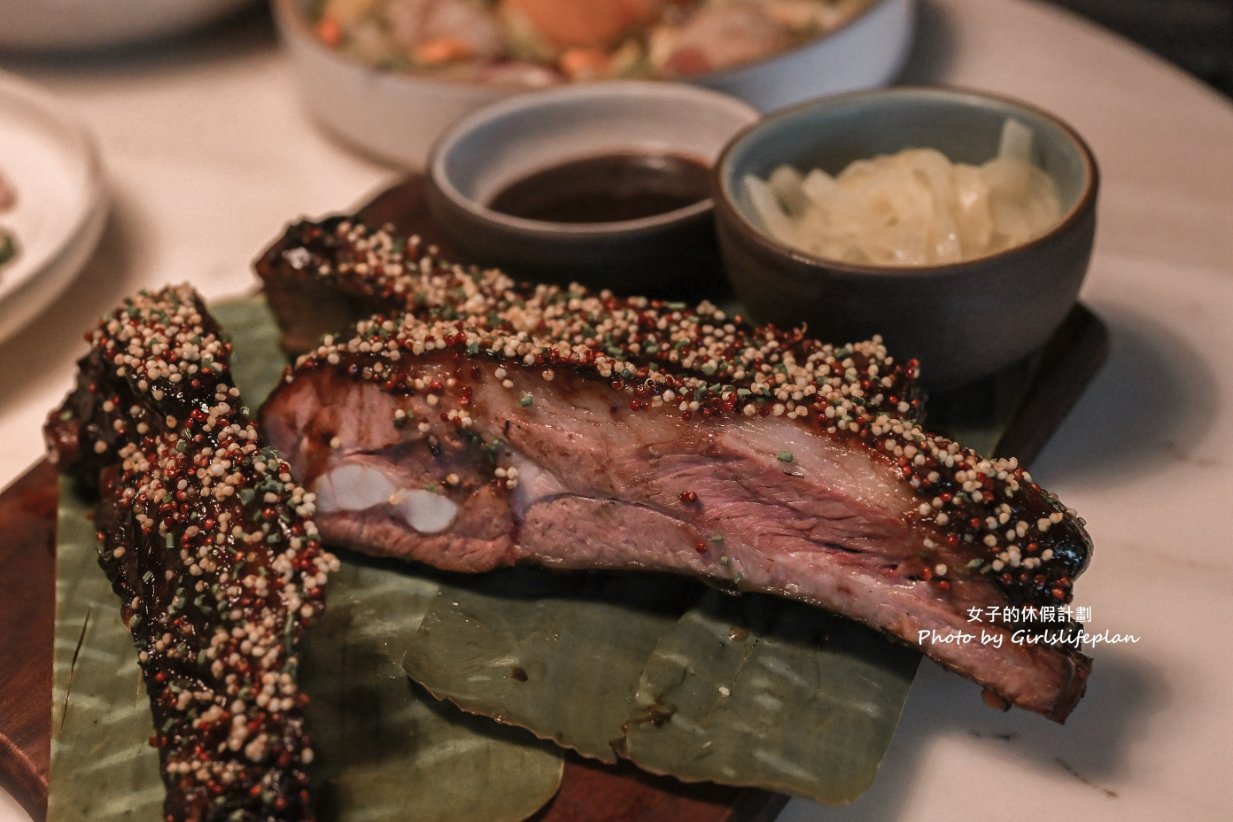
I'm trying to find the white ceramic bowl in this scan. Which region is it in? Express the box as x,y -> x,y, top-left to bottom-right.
0,0 -> 254,51
425,81 -> 758,293
273,0 -> 916,169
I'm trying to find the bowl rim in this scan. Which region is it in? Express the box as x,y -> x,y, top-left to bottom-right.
713,84 -> 1100,278
272,0 -> 901,91
427,80 -> 759,238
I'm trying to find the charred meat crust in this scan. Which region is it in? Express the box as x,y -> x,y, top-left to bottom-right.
45,285 -> 336,820
255,217 -> 926,424
262,309 -> 1092,722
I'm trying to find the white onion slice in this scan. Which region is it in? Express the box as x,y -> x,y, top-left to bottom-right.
743,119 -> 1063,266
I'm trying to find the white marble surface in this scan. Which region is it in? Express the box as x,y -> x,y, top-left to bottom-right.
2,0 -> 1232,819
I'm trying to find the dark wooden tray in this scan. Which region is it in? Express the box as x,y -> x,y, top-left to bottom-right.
0,178 -> 1108,821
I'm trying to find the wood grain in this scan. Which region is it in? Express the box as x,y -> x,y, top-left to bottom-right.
993,304 -> 1109,465
0,460 -> 56,821
536,756 -> 789,822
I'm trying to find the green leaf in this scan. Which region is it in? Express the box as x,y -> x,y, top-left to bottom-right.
60,294 -> 1041,812
50,480 -> 164,822
49,298 -> 565,821
622,592 -> 917,804
212,296 -> 286,404
402,574 -> 917,805
403,569 -> 700,761
215,293 -> 920,806
301,556 -> 565,822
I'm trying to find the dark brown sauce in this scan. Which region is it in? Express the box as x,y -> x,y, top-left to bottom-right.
487,152 -> 711,224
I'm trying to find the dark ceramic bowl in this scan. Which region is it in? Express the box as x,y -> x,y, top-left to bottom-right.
713,86 -> 1099,389
426,81 -> 757,294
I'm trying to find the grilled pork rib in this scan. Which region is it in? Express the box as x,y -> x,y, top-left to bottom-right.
261,307 -> 1093,722
255,217 -> 925,424
46,286 -> 336,820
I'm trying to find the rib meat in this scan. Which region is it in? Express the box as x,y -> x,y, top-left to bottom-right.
45,285 -> 336,820
261,308 -> 1093,722
255,217 -> 925,425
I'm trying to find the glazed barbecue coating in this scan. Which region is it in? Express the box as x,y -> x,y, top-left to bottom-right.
262,301 -> 1093,721
45,285 -> 336,821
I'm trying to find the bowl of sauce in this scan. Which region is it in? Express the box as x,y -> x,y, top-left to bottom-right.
488,152 -> 712,224
425,81 -> 758,294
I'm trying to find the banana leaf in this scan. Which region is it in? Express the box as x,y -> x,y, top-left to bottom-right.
215,294 -> 922,803
224,294 -> 920,805
402,576 -> 918,805
300,555 -> 565,822
622,592 -> 915,802
49,297 -> 565,821
403,569 -> 701,762
50,483 -> 164,821
48,252 -> 1067,815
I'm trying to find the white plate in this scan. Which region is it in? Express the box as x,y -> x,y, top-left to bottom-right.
0,71 -> 107,346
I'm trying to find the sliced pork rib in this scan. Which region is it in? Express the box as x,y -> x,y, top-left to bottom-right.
46,285 -> 336,820
262,312 -> 1093,722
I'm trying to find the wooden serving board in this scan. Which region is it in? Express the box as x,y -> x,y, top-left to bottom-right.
0,461 -> 55,822
0,178 -> 1108,821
